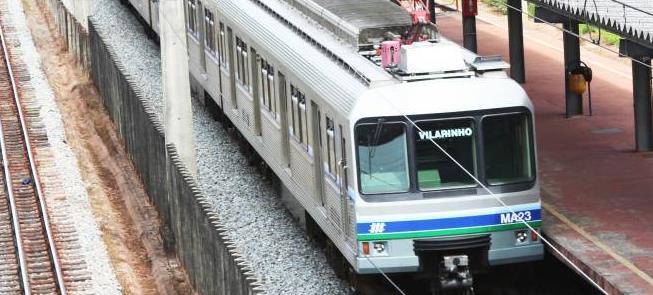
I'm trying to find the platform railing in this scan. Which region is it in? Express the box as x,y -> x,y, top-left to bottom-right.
532,0 -> 653,42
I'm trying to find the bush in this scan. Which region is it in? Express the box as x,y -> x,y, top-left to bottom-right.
578,24 -> 621,46
527,3 -> 536,16
481,0 -> 508,14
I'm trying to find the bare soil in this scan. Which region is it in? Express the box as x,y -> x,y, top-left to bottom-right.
20,1 -> 192,294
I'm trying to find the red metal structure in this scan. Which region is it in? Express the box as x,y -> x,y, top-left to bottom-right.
461,0 -> 478,17
391,0 -> 435,45
394,0 -> 431,25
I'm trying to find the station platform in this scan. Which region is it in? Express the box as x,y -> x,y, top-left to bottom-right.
436,8 -> 653,295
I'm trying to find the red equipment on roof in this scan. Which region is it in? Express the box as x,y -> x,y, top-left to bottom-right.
391,0 -> 433,44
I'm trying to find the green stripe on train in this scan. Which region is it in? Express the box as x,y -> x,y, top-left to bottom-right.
357,221 -> 542,241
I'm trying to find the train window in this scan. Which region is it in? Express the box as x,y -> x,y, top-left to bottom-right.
235,37 -> 250,91
186,0 -> 198,36
482,113 -> 534,185
326,117 -> 336,177
268,65 -> 276,115
235,38 -> 241,80
218,22 -> 227,67
290,85 -> 309,150
243,44 -> 249,90
258,57 -> 277,119
414,119 -> 476,191
204,9 -> 216,55
357,122 -> 409,194
290,87 -> 296,139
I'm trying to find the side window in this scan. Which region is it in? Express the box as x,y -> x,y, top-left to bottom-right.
186,0 -> 202,38
326,116 -> 337,178
204,9 -> 216,55
186,0 -> 197,36
235,37 -> 250,91
290,85 -> 309,150
218,22 -> 227,67
235,37 -> 242,82
258,56 -> 277,120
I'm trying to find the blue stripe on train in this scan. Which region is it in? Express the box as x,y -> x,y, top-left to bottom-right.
356,209 -> 541,234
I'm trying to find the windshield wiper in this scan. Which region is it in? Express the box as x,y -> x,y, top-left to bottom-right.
369,118 -> 385,159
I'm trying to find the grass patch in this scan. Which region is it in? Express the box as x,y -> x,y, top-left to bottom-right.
527,3 -> 536,16
473,1 -> 620,47
481,0 -> 508,14
579,24 -> 621,46
481,0 -> 534,16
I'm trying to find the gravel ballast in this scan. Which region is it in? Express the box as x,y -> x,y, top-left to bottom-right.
90,0 -> 164,122
5,0 -> 121,293
193,102 -> 350,295
91,0 -> 350,293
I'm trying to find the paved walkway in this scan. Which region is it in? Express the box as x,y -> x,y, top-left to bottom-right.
436,8 -> 653,295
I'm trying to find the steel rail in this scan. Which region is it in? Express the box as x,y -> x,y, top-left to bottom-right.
0,17 -> 67,295
0,20 -> 30,295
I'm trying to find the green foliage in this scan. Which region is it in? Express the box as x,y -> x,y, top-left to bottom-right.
481,0 -> 508,14
579,24 -> 592,34
527,3 -> 536,16
578,24 -> 621,46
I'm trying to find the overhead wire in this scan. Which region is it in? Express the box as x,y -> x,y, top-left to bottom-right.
362,1 -> 621,291
359,250 -> 408,295
493,0 -> 653,69
378,97 -> 610,295
156,3 -> 412,294
608,0 -> 653,18
153,1 -> 619,293
582,0 -> 601,44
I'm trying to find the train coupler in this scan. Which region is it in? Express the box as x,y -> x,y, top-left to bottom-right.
413,234 -> 490,293
440,255 -> 473,289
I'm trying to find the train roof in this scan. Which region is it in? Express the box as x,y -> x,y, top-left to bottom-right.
218,0 -> 371,115
260,0 -> 509,83
218,0 -> 518,118
351,78 -> 533,122
257,0 -> 395,86
281,0 -> 412,47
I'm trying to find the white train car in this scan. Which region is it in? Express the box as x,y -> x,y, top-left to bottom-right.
127,0 -> 544,290
121,0 -> 159,35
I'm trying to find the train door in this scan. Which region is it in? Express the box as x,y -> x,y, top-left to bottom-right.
278,71 -> 290,167
227,27 -> 237,109
217,22 -> 226,115
251,50 -> 262,135
149,0 -> 159,35
311,102 -> 324,205
217,36 -> 224,116
339,125 -> 350,232
198,3 -> 207,72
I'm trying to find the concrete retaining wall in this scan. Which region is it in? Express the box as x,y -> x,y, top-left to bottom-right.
167,144 -> 264,295
39,0 -> 90,70
83,13 -> 264,295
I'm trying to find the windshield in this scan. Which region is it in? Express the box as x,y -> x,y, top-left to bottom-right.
483,113 -> 534,185
355,111 -> 535,196
415,119 -> 476,190
357,123 -> 410,194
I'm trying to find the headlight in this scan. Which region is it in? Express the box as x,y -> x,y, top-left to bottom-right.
372,241 -> 388,256
515,230 -> 528,245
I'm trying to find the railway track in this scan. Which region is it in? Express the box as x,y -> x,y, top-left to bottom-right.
0,13 -> 66,295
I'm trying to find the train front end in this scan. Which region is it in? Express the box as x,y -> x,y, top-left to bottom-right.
349,78 -> 544,290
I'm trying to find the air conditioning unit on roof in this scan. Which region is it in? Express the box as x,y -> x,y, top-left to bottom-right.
398,42 -> 467,74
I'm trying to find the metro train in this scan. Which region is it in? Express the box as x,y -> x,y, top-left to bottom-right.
125,0 -> 544,291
